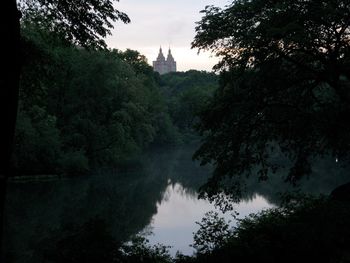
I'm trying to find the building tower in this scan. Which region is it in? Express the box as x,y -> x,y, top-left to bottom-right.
153,47 -> 176,74
166,48 -> 176,73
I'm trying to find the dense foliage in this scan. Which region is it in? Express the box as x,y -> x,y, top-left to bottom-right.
13,21 -> 219,175
184,196 -> 350,263
18,0 -> 130,48
160,71 -> 218,137
7,1 -> 350,262
14,23 -> 181,175
191,0 -> 350,197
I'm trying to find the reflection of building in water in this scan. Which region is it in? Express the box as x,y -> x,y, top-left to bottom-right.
153,47 -> 176,75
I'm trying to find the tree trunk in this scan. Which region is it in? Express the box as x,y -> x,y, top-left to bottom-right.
0,0 -> 21,259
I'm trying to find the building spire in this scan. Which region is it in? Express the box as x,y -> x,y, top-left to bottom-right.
167,47 -> 174,62
153,45 -> 176,74
156,46 -> 165,61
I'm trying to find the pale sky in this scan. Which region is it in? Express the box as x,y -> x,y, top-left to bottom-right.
105,0 -> 231,72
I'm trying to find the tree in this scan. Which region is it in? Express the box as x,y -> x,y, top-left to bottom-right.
13,23 -> 174,173
191,0 -> 350,199
19,0 -> 130,48
159,70 -> 218,135
0,1 -> 22,258
0,0 -> 129,258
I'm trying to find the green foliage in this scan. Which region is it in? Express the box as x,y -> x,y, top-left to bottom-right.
58,150 -> 89,176
14,105 -> 62,174
192,0 -> 350,196
120,235 -> 173,263
14,23 -> 178,175
191,211 -> 233,254
187,196 -> 350,263
160,71 -> 218,137
117,49 -> 154,76
15,13 -> 221,176
18,0 -> 130,48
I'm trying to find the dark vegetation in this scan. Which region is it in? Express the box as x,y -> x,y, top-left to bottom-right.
13,21 -> 218,176
2,0 -> 350,262
6,190 -> 350,262
192,0 -> 350,199
4,146 -> 211,262
183,196 -> 350,263
1,0 -> 132,255
16,24 -> 170,175
181,0 -> 350,260
188,0 -> 350,261
159,71 -> 218,138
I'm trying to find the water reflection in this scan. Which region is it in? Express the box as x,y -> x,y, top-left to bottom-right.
3,145 -> 349,262
3,170 -> 167,262
147,183 -> 272,255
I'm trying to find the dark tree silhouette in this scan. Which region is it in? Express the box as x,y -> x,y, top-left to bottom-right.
0,0 -> 21,256
0,0 -> 129,258
192,0 -> 350,198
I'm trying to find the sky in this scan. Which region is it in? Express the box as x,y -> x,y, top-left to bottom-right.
147,183 -> 273,255
105,0 -> 231,72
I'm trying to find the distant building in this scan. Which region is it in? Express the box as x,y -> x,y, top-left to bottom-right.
153,47 -> 176,74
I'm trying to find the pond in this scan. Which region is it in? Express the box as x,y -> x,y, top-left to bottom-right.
147,183 -> 271,255
3,145 -> 349,261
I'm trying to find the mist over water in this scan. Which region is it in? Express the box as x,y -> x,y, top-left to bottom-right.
4,145 -> 349,261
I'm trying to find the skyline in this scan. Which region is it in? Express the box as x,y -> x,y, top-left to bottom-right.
105,0 -> 230,72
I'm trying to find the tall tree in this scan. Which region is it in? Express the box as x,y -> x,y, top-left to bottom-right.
192,0 -> 350,199
0,0 -> 129,257
0,1 -> 22,257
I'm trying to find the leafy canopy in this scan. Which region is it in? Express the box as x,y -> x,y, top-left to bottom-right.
192,0 -> 350,197
15,23 -> 179,175
18,0 -> 130,48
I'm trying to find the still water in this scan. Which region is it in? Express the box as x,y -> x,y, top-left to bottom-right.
147,183 -> 271,255
3,145 -> 348,261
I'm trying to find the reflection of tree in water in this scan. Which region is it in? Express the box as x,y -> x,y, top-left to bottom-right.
3,145 -> 207,262
140,145 -> 213,197
4,146 -> 349,262
4,169 -> 169,262
142,145 -> 349,206
27,217 -> 172,263
209,156 -> 350,206
147,145 -> 350,207
30,218 -> 120,263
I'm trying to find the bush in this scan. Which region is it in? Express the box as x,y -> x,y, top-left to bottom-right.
190,196 -> 350,263
58,150 -> 89,176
